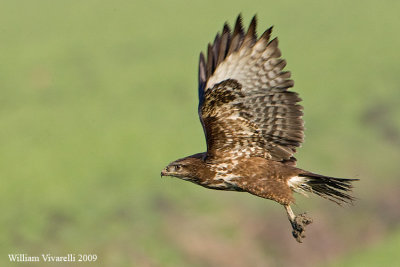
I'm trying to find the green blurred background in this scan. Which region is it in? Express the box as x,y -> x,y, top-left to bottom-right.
1,0 -> 399,266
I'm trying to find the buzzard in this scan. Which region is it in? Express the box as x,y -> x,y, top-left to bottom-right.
161,15 -> 358,242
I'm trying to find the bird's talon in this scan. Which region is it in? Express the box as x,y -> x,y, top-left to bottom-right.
291,213 -> 312,243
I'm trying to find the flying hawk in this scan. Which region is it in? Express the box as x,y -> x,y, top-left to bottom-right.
161,15 -> 358,242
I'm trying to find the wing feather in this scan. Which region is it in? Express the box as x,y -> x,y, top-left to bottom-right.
198,15 -> 304,164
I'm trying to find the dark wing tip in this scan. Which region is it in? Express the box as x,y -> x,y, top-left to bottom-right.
199,14 -> 272,101
241,15 -> 257,48
206,43 -> 213,78
222,22 -> 231,34
199,52 -> 206,86
217,24 -> 231,66
234,14 -> 244,35
198,52 -> 207,103
269,37 -> 279,46
260,26 -> 273,43
248,15 -> 257,37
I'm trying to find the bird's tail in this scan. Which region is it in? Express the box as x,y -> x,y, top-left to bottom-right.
290,173 -> 359,205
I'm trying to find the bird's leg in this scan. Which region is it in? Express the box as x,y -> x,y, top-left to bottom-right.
284,205 -> 313,243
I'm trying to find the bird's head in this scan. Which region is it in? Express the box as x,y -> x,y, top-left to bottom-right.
161,159 -> 191,179
161,153 -> 208,183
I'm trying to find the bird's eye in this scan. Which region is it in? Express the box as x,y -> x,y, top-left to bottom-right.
175,164 -> 182,171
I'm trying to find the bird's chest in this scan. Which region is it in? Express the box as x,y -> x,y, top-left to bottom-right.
205,161 -> 244,191
204,157 -> 278,191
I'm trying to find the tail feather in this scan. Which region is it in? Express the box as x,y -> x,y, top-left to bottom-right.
297,173 -> 359,205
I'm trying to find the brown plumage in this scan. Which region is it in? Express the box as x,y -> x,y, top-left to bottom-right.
161,15 -> 358,242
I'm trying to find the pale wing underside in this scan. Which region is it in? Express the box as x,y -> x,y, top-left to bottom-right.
198,15 -> 304,164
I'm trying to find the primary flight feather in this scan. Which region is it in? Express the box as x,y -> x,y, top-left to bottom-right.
161,15 -> 358,242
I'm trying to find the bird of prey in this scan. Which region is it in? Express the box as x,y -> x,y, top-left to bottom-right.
161,15 -> 358,242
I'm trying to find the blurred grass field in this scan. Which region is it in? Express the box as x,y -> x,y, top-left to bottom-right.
1,0 -> 400,266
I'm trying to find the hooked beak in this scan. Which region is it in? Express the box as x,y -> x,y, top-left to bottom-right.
160,166 -> 169,178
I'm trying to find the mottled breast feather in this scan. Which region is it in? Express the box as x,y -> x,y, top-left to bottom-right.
198,15 -> 304,164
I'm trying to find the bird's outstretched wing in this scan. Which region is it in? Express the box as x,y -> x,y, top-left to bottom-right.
198,15 -> 304,164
